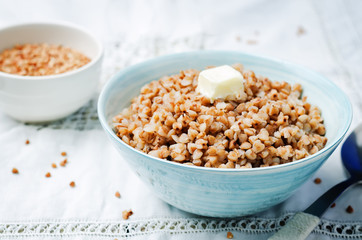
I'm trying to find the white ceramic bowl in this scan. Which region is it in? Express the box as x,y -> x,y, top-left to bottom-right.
0,22 -> 103,122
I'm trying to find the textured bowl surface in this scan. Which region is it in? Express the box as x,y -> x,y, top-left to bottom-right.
98,51 -> 352,217
0,22 -> 103,122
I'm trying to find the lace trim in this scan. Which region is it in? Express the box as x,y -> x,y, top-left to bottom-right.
0,214 -> 361,238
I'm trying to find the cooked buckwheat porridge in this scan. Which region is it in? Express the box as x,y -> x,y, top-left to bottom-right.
113,64 -> 327,168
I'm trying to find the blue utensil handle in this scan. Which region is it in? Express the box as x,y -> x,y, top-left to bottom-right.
305,177 -> 356,216
269,177 -> 356,240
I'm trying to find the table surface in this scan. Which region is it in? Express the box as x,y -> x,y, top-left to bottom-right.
0,0 -> 361,239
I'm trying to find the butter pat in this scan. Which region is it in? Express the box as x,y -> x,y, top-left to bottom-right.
196,65 -> 244,101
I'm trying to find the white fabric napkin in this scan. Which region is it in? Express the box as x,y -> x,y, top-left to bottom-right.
0,111 -> 361,240
0,0 -> 361,239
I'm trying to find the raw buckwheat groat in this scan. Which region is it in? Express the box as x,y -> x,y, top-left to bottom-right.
113,64 -> 327,168
0,43 -> 90,76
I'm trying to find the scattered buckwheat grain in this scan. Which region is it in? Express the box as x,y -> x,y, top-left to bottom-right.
122,210 -> 133,220
227,231 -> 234,239
61,152 -> 67,157
346,205 -> 354,214
25,139 -> 30,145
247,40 -> 258,45
45,172 -> 51,178
69,181 -> 75,188
12,168 -> 19,174
314,178 -> 322,184
115,191 -> 121,198
51,163 -> 57,168
297,26 -> 306,36
60,159 -> 67,167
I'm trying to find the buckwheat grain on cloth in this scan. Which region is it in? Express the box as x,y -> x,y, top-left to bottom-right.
0,0 -> 361,240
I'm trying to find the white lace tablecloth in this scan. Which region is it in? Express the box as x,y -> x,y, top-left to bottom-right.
0,0 -> 361,239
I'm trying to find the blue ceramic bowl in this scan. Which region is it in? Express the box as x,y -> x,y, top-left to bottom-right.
98,51 -> 352,217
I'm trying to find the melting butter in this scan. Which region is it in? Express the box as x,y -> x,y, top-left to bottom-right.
196,65 -> 244,101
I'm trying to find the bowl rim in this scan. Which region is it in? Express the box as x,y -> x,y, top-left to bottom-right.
0,21 -> 103,80
98,50 -> 353,172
